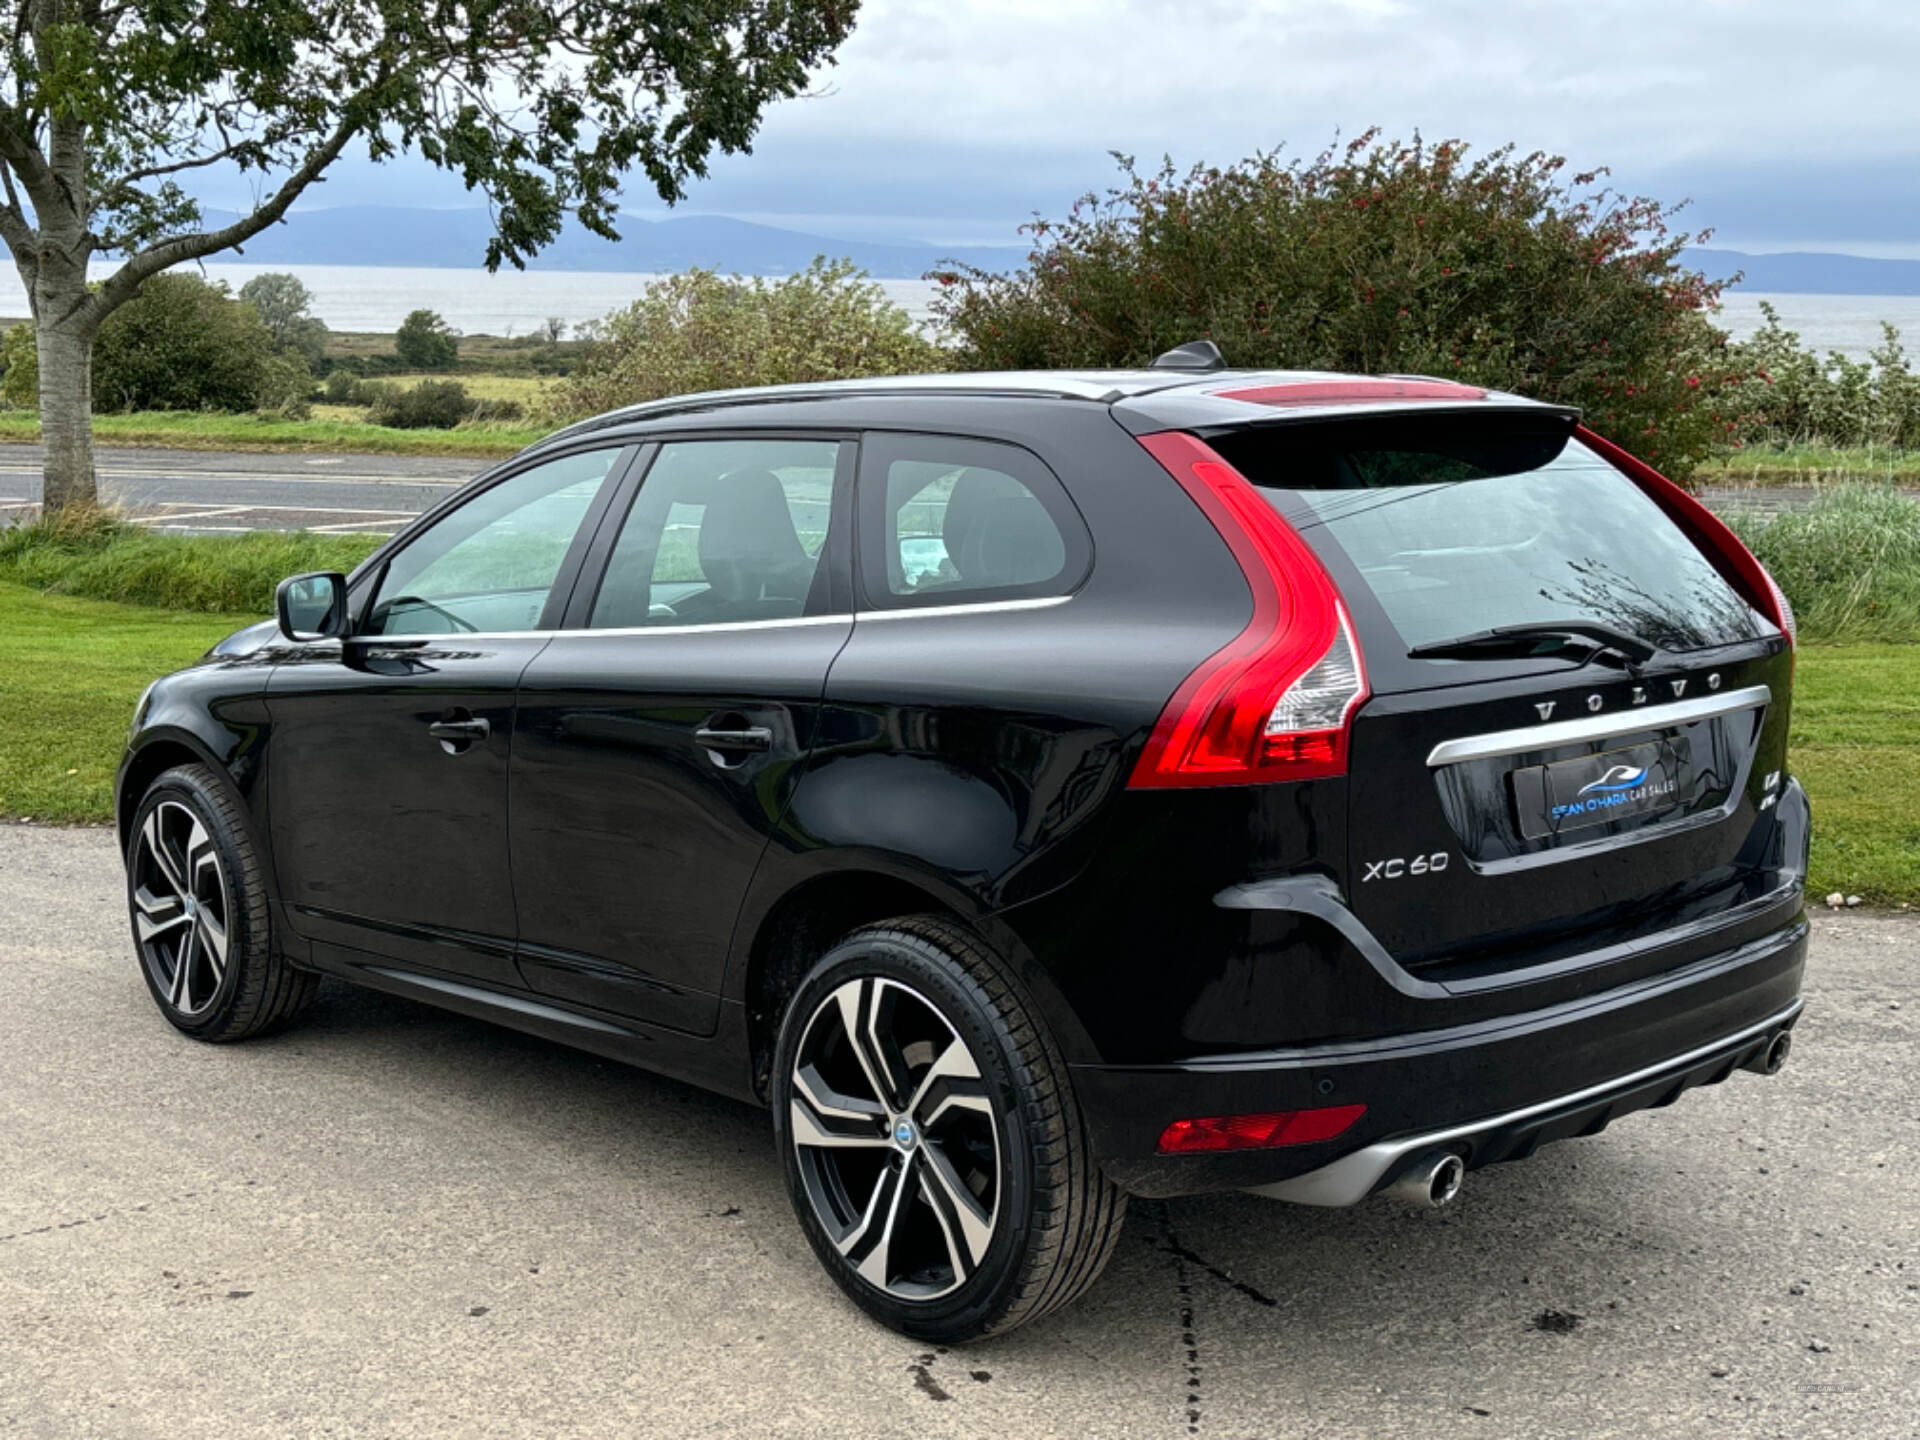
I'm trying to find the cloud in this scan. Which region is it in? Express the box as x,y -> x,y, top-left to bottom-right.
209,0 -> 1920,251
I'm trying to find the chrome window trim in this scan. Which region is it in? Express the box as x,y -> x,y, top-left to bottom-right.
854,594 -> 1074,622
1425,684 -> 1772,768
326,593 -> 1074,645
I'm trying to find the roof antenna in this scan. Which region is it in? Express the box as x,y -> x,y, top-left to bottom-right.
1149,339 -> 1226,372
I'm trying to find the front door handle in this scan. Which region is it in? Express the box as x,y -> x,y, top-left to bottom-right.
429,714 -> 491,754
693,725 -> 774,754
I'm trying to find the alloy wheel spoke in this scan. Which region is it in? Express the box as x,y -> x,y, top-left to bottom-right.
143,811 -> 188,898
919,1165 -> 973,1285
789,1097 -> 892,1150
919,1141 -> 995,1269
905,1037 -> 983,1124
792,1062 -> 886,1130
919,1082 -> 995,1130
188,821 -> 219,899
132,884 -> 189,942
846,1155 -> 916,1290
834,981 -> 903,1112
196,905 -> 229,967
194,913 -> 228,991
168,926 -> 196,1009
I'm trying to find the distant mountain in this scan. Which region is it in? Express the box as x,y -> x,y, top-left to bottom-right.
202,206 -> 1023,278
1684,248 -> 1920,296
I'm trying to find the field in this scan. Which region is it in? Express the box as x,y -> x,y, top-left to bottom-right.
0,580 -> 1911,905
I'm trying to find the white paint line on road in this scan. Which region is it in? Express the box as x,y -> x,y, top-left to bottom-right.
142,500 -> 417,518
133,505 -> 248,525
307,519 -> 405,533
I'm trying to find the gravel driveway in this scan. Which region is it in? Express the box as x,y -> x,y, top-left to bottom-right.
2,823 -> 1914,1439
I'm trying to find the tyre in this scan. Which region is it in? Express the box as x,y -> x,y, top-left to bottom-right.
771,915 -> 1126,1341
125,763 -> 319,1041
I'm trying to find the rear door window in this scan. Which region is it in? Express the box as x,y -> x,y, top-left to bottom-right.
1212,417 -> 1764,658
587,438 -> 842,628
856,433 -> 1090,609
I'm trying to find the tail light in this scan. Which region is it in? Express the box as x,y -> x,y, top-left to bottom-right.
1131,431 -> 1368,787
1157,1104 -> 1367,1154
1576,426 -> 1796,646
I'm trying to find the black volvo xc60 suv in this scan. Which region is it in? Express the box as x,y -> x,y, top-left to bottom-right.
118,362 -> 1808,1340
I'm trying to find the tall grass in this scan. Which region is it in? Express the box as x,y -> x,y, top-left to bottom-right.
0,508 -> 382,614
1730,484 -> 1920,643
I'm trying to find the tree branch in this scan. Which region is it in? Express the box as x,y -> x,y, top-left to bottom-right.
91,103 -> 367,321
0,160 -> 33,260
0,99 -> 58,213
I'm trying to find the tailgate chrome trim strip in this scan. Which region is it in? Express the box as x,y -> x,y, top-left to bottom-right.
1247,999 -> 1802,1207
1426,684 -> 1771,767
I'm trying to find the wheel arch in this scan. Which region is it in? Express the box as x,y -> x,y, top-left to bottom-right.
734,864 -> 1103,1102
116,730 -> 225,851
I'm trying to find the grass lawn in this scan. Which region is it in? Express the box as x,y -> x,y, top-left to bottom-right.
2,579 -> 1913,906
1786,643 -> 1920,906
0,582 -> 241,824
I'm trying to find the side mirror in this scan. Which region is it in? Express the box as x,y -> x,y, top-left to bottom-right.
275,572 -> 350,642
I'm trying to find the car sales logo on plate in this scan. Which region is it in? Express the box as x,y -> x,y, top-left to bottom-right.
1553,763 -> 1677,822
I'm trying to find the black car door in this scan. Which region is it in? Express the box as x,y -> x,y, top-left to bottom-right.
507,435 -> 854,1034
266,444 -> 632,987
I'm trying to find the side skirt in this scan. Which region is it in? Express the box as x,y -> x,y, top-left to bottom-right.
303,939 -> 764,1106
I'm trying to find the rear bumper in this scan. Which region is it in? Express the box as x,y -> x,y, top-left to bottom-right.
1072,909 -> 1807,1199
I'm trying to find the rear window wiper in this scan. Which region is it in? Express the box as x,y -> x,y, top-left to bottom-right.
1407,621 -> 1660,666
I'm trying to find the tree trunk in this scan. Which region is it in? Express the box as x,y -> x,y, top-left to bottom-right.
37,319 -> 97,512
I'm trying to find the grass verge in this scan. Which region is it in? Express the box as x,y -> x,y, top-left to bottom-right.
0,579 -> 1912,906
1729,485 -> 1920,643
0,512 -> 381,613
1694,444 -> 1920,488
0,409 -> 547,458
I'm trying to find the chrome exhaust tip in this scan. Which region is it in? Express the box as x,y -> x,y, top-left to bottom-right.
1743,1030 -> 1792,1076
1384,1150 -> 1466,1209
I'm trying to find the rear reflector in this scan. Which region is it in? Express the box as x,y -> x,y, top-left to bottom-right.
1576,425 -> 1797,646
1157,1104 -> 1368,1154
1131,431 -> 1368,787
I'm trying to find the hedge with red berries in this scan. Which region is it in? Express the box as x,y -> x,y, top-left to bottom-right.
930,134 -> 1739,479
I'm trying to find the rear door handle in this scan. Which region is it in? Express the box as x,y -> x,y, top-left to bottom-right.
693,725 -> 774,754
429,715 -> 491,753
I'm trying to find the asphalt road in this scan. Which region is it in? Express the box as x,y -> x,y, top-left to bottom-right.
2,823 -> 1915,1439
0,441 -> 1859,540
0,444 -> 484,536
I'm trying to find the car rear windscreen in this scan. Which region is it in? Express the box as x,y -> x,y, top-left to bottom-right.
1210,415 -> 1765,655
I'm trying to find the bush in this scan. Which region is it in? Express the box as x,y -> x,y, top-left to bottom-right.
368,379 -> 474,429
1,274 -> 301,414
395,309 -> 459,370
931,136 -> 1736,478
0,322 -> 36,407
1723,304 -> 1920,451
556,257 -> 947,417
322,368 -> 358,403
0,508 -> 381,613
1729,485 -> 1920,643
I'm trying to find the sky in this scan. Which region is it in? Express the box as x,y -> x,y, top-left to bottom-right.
206,0 -> 1920,258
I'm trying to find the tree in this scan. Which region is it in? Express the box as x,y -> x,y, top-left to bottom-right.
0,2 -> 860,511
932,136 -> 1738,478
395,308 -> 459,370
239,272 -> 328,367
